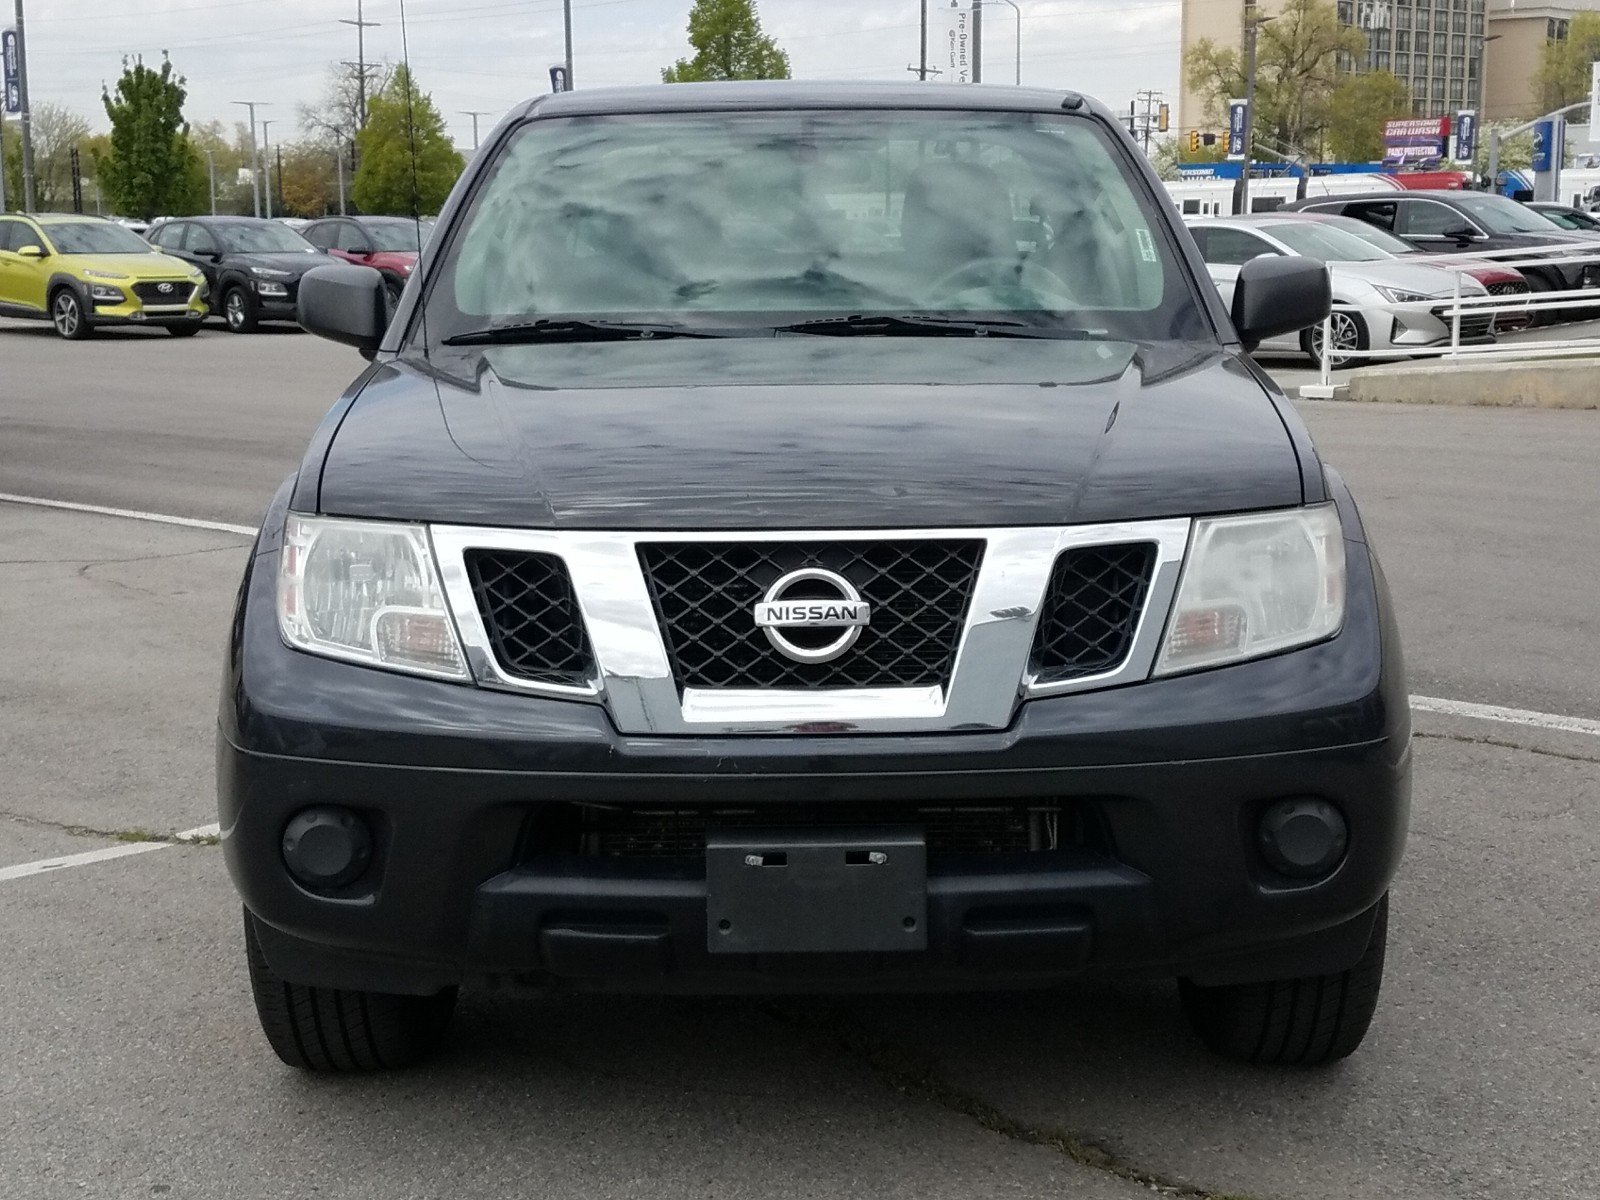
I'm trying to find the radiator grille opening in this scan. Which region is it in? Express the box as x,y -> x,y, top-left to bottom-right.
1029,543 -> 1156,684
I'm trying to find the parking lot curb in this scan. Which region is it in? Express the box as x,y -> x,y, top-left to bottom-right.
1341,357 -> 1600,409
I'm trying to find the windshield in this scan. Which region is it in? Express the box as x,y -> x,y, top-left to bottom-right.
1317,215 -> 1419,256
215,223 -> 319,254
1451,195 -> 1561,235
1264,221 -> 1392,262
41,221 -> 156,255
366,219 -> 432,252
427,109 -> 1206,343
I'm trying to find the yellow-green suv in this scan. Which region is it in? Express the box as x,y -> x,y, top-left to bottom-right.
0,213 -> 209,339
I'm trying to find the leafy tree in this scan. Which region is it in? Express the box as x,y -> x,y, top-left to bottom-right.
98,54 -> 207,220
1186,0 -> 1367,158
28,103 -> 93,210
352,65 -> 463,215
1325,71 -> 1413,161
2,123 -> 21,210
662,0 -> 791,82
278,142 -> 342,217
1534,12 -> 1600,112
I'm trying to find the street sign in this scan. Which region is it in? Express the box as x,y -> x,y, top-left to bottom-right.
1227,99 -> 1247,158
1531,120 -> 1555,172
548,64 -> 570,93
1455,110 -> 1477,162
1382,116 -> 1449,164
2,28 -> 21,115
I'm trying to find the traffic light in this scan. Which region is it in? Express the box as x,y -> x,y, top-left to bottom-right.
1188,130 -> 1200,153
1158,104 -> 1170,133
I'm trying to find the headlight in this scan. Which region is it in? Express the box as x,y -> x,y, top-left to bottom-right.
255,280 -> 289,297
250,266 -> 292,278
84,269 -> 130,282
89,283 -> 125,302
1155,505 -> 1345,676
277,516 -> 468,681
1374,286 -> 1432,304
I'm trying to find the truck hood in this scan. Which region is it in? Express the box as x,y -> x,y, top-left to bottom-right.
315,338 -> 1306,530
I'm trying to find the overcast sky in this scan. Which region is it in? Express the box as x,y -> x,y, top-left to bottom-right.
18,0 -> 1180,150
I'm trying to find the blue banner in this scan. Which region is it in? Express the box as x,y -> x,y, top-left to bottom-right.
1454,111 -> 1476,162
1227,99 -> 1248,158
2,29 -> 20,115
1531,121 -> 1555,173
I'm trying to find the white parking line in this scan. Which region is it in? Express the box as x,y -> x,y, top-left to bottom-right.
1409,695 -> 1600,739
0,492 -> 255,537
0,824 -> 221,885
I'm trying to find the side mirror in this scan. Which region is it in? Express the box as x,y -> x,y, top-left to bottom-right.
298,263 -> 389,359
1231,255 -> 1331,350
18,244 -> 46,259
1443,226 -> 1479,245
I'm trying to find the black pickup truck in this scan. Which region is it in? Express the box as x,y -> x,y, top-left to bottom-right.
220,82 -> 1410,1073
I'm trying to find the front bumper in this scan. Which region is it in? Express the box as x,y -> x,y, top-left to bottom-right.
88,293 -> 208,326
220,485 -> 1411,997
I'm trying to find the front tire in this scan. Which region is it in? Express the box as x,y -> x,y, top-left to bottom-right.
1179,893 -> 1389,1066
223,285 -> 259,333
244,910 -> 456,1071
1300,310 -> 1367,370
165,322 -> 202,338
51,288 -> 93,340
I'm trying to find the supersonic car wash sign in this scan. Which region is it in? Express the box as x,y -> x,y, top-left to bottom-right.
938,0 -> 974,83
1382,116 -> 1450,166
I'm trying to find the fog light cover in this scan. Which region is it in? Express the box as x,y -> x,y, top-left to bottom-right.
1156,504 -> 1345,675
278,515 -> 468,680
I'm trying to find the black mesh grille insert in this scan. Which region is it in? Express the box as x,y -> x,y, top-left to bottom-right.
465,549 -> 594,687
1486,280 -> 1529,296
132,281 -> 195,304
570,803 -> 1060,857
1030,543 -> 1156,684
637,540 -> 984,690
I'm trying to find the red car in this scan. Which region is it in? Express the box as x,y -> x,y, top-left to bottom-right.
301,216 -> 435,301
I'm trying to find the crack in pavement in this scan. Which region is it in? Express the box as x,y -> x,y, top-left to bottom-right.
1413,730 -> 1600,766
0,807 -> 220,846
762,1003 -> 1264,1200
1,543 -> 248,568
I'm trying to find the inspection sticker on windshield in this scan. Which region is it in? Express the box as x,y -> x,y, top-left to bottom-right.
1136,228 -> 1159,263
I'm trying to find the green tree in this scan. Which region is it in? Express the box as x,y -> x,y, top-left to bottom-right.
1186,0 -> 1368,158
98,55 -> 207,220
1325,70 -> 1413,161
352,65 -> 464,215
2,122 -> 21,210
29,103 -> 93,210
1533,11 -> 1600,111
662,0 -> 791,82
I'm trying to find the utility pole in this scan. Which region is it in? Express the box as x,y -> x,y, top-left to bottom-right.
0,110 -> 9,212
461,110 -> 489,151
335,135 -> 347,215
1132,89 -> 1165,154
918,0 -> 928,80
980,0 -> 1022,85
275,145 -> 284,216
232,100 -> 267,218
14,0 -> 36,211
972,0 -> 982,83
339,0 -> 381,130
204,148 -> 216,215
563,0 -> 574,89
260,118 -> 274,219
1240,11 -> 1272,217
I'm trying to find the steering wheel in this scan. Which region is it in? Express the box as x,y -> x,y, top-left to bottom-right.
928,257 -> 1077,307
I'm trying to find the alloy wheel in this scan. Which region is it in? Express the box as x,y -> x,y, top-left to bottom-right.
53,293 -> 82,338
226,291 -> 246,330
1310,312 -> 1361,369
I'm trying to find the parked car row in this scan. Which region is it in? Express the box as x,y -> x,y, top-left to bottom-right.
0,212 -> 433,339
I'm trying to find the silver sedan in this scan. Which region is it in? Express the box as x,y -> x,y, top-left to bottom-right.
1187,215 -> 1493,368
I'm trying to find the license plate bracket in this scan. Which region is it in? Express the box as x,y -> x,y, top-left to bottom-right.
706,827 -> 927,954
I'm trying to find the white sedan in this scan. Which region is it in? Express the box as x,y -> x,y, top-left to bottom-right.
1187,214 -> 1493,368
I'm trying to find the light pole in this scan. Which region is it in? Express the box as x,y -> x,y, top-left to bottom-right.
204,148 -> 216,215
563,0 -> 574,88
980,0 -> 1022,85
1239,10 -> 1274,217
334,134 -> 347,215
260,119 -> 275,219
14,0 -> 37,210
232,100 -> 268,218
461,110 -> 490,151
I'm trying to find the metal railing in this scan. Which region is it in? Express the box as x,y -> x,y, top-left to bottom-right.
1304,237 -> 1600,391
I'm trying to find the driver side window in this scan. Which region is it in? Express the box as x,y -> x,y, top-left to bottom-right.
335,223 -> 371,253
183,225 -> 221,255
1199,227 -> 1278,266
0,218 -> 27,253
1397,201 -> 1468,237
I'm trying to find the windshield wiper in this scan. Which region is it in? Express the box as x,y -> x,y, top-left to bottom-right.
771,313 -> 1095,339
442,318 -> 723,346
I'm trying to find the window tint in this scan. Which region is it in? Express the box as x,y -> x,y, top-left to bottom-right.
1197,227 -> 1278,265
37,221 -> 154,254
150,223 -> 184,249
336,222 -> 372,253
433,109 -> 1204,344
184,225 -> 222,254
0,218 -> 30,252
1344,201 -> 1398,231
1397,200 -> 1469,236
302,222 -> 337,249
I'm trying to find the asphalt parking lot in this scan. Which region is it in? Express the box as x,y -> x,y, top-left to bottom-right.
2,319 -> 1597,1200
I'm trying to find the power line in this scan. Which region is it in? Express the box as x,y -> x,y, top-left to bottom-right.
338,0 -> 381,130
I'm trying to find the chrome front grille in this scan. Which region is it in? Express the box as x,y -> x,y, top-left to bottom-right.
637,540 -> 984,691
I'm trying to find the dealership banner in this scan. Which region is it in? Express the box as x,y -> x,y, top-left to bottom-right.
1227,99 -> 1247,158
1454,110 -> 1477,162
1590,61 -> 1600,135
937,0 -> 974,84
2,29 -> 20,115
1382,116 -> 1449,165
